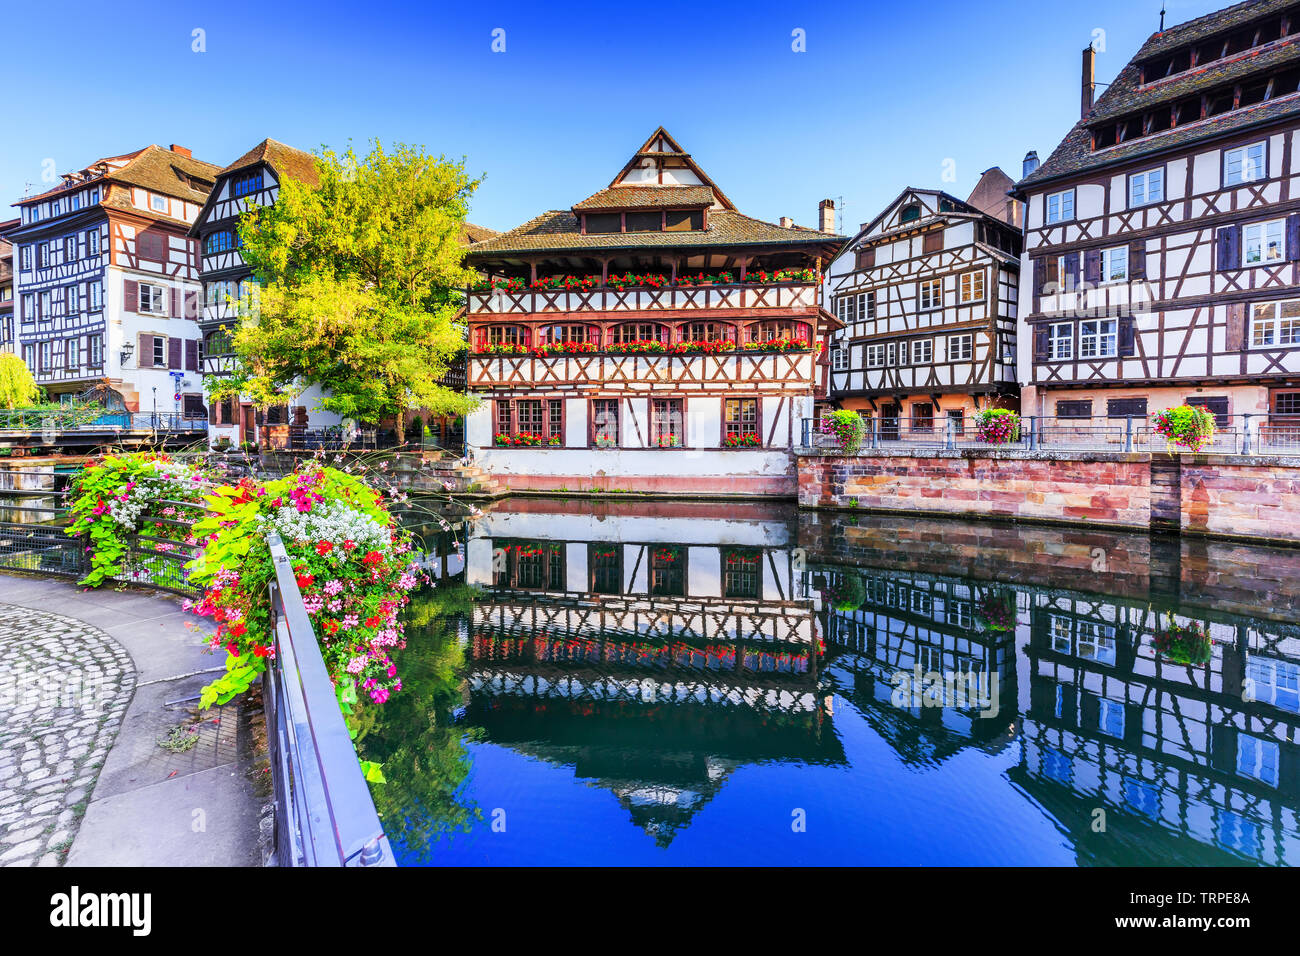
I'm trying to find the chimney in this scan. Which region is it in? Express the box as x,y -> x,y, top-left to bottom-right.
780,216 -> 794,228
818,199 -> 835,234
1022,150 -> 1040,178
169,144 -> 192,158
1081,45 -> 1096,119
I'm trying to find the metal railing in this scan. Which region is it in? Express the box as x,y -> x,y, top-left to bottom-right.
263,532 -> 394,867
0,409 -> 208,433
800,414 -> 1300,456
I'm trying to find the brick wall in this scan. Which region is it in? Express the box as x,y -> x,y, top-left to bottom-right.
797,449 -> 1300,545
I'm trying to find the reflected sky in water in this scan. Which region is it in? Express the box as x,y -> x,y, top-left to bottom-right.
361,500 -> 1300,866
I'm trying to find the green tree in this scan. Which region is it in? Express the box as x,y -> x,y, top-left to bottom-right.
0,352 -> 39,409
213,141 -> 481,425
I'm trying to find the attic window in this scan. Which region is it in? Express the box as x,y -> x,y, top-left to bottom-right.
900,204 -> 921,223
1138,10 -> 1300,84
665,210 -> 704,231
584,213 -> 621,234
625,211 -> 661,232
938,199 -> 956,212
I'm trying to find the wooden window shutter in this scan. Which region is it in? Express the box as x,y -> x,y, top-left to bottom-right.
1288,214 -> 1300,261
1083,249 -> 1101,285
1118,317 -> 1136,356
294,405 -> 308,426
1216,225 -> 1241,270
1061,252 -> 1079,290
169,285 -> 180,318
137,333 -> 149,364
168,337 -> 182,369
1033,256 -> 1046,297
1128,241 -> 1146,279
124,279 -> 138,312
1044,256 -> 1059,291
1033,325 -> 1049,360
185,339 -> 198,371
184,289 -> 199,320
1225,302 -> 1247,351
922,230 -> 943,254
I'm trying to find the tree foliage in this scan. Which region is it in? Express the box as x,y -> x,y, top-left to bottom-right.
212,141 -> 482,424
0,351 -> 40,410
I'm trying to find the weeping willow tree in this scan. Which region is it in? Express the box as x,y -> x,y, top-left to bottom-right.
0,352 -> 39,410
212,141 -> 482,427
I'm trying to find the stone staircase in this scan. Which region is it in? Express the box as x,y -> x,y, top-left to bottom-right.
394,455 -> 505,497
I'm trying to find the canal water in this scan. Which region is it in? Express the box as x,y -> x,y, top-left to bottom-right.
359,498 -> 1300,866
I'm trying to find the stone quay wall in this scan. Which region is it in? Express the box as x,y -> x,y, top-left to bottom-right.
796,448 -> 1300,546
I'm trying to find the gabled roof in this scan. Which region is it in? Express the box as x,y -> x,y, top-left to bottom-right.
964,167 -> 1019,224
221,138 -> 320,187
460,221 -> 499,245
1019,0 -> 1300,189
466,128 -> 842,260
852,187 -> 982,245
15,145 -> 218,209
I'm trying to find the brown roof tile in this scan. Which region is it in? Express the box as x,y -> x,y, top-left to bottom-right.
17,145 -> 219,208
222,138 -> 320,186
572,185 -> 715,211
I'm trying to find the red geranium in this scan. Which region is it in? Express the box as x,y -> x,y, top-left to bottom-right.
362,550 -> 383,566
316,541 -> 334,556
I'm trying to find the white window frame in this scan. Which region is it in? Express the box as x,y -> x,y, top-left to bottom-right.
1098,697 -> 1125,739
150,193 -> 169,213
912,338 -> 933,364
1077,620 -> 1117,665
959,269 -> 985,303
858,290 -> 875,319
947,333 -> 973,361
1243,218 -> 1286,266
918,278 -> 942,311
866,343 -> 886,368
88,333 -> 103,367
1049,322 -> 1073,360
89,281 -> 103,310
1045,188 -> 1075,224
87,229 -> 99,256
1129,167 -> 1164,207
1250,298 -> 1300,348
1079,318 -> 1118,358
831,346 -> 848,371
1224,141 -> 1267,187
139,283 -> 168,315
1100,246 -> 1128,284
1236,733 -> 1279,787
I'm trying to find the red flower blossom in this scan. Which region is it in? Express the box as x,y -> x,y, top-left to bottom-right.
315,541 -> 334,556
362,550 -> 383,566
296,573 -> 314,589
229,622 -> 248,638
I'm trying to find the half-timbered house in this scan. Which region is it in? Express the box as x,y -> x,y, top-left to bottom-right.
461,127 -> 843,496
0,220 -> 15,355
7,145 -> 217,414
1016,0 -> 1300,426
188,139 -> 335,448
823,176 -> 1022,438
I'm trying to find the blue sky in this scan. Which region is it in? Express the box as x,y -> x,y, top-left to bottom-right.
5,0 -> 1229,234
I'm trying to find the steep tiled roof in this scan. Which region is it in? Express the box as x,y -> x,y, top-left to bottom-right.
1020,0 -> 1300,189
222,138 -> 320,187
572,185 -> 715,211
17,145 -> 218,207
464,208 -> 840,257
460,221 -> 499,245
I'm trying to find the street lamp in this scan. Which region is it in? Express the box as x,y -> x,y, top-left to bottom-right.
119,341 -> 134,367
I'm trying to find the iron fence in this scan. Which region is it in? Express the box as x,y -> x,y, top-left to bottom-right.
0,409 -> 207,433
801,413 -> 1300,456
263,532 -> 394,867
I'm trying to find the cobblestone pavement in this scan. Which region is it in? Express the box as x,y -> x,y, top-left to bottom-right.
0,603 -> 135,867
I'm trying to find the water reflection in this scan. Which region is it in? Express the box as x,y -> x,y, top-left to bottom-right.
363,500 -> 1300,866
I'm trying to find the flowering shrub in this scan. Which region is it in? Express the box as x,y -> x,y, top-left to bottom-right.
1153,404 -> 1217,452
531,341 -> 598,356
66,452 -> 215,588
819,410 -> 866,454
974,408 -> 1021,444
654,434 -> 682,447
473,342 -> 530,355
593,434 -> 618,449
470,277 -> 526,293
1154,618 -> 1213,665
676,271 -> 734,286
724,433 -> 761,447
745,267 -> 818,284
606,272 -> 670,291
821,571 -> 866,612
187,466 -> 423,713
472,270 -> 818,292
494,432 -> 561,447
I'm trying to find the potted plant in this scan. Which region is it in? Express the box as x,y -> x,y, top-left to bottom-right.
1154,617 -> 1212,665
974,589 -> 1016,632
974,408 -> 1021,444
821,571 -> 866,612
818,409 -> 866,454
1152,404 -> 1217,452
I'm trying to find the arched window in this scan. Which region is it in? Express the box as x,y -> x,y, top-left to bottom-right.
678,321 -> 736,343
747,320 -> 811,344
610,322 -> 668,344
475,325 -> 530,348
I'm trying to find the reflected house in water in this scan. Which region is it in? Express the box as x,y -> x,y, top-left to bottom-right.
1018,591 -> 1300,866
462,500 -> 844,845
815,566 -> 1019,762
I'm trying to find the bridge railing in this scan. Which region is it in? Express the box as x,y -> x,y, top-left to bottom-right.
263,531 -> 394,867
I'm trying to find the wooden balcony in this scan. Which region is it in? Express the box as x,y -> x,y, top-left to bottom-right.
466,281 -> 819,317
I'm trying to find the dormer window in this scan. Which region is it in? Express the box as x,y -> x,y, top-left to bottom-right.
625,212 -> 661,232
231,171 -> 263,199
151,194 -> 169,213
581,209 -> 705,234
900,204 -> 921,224
585,214 -> 621,234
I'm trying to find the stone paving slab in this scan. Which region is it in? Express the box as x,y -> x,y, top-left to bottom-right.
0,574 -> 266,867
